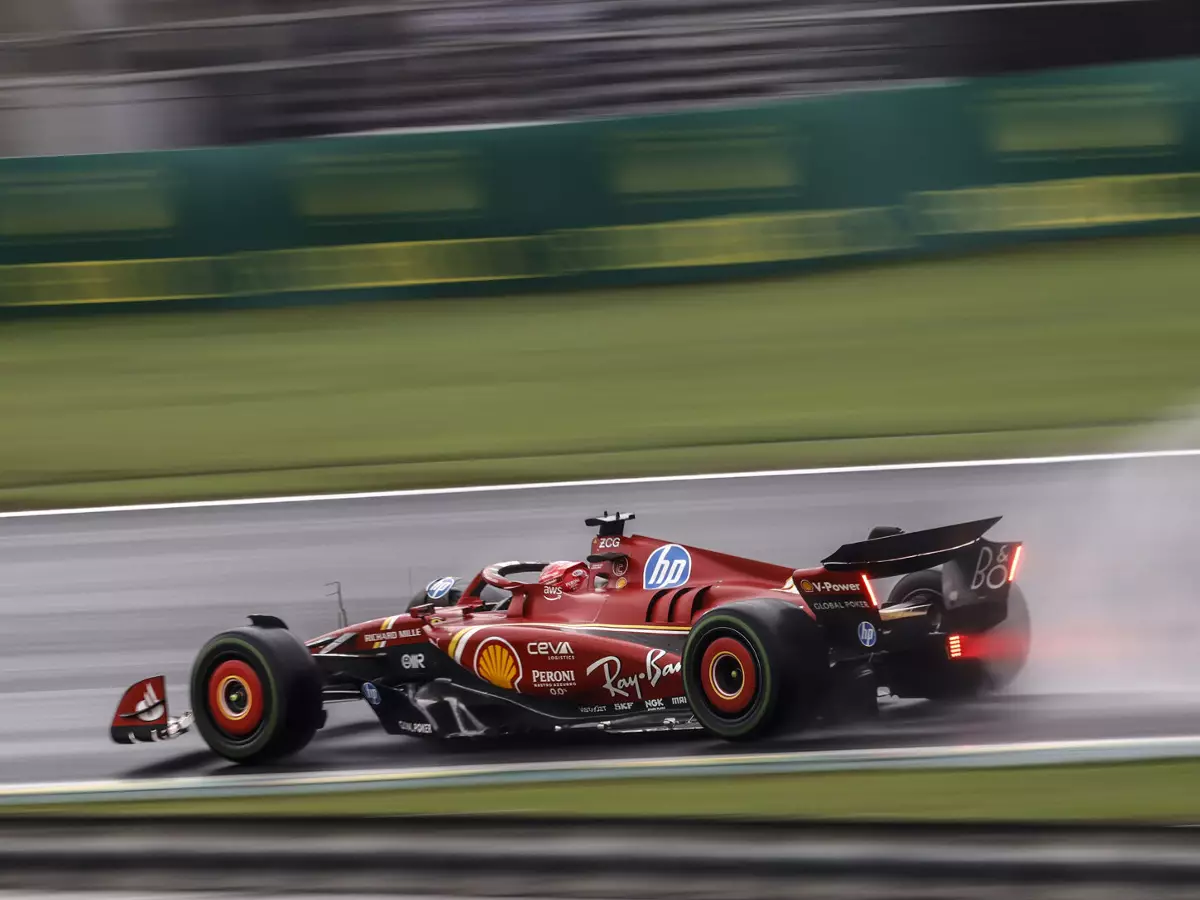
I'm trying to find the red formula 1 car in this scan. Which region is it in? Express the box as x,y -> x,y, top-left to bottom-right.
112,513 -> 1030,764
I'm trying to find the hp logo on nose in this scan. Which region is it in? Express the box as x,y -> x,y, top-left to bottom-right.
857,621 -> 877,648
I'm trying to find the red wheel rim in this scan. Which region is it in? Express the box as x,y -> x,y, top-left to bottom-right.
207,659 -> 264,737
699,636 -> 757,715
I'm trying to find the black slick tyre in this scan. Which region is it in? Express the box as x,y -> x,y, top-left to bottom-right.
682,599 -> 827,741
983,583 -> 1030,691
190,625 -> 323,764
884,572 -> 1030,700
885,570 -> 945,631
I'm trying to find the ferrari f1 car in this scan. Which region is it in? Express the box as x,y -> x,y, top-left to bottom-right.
112,513 -> 1030,763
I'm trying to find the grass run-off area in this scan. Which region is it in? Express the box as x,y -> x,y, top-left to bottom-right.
12,759 -> 1200,822
2,234 -> 1200,510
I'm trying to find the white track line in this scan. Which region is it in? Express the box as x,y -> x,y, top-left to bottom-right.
2,448 -> 1199,520
3,734 -> 1200,803
839,0 -> 1166,18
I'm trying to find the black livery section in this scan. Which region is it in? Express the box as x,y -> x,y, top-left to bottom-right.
826,517 -> 1022,631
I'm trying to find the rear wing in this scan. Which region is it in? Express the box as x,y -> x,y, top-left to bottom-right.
822,517 -> 1002,578
822,516 -> 1022,610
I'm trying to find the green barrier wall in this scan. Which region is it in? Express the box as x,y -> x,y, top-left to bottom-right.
1,58 -> 1198,309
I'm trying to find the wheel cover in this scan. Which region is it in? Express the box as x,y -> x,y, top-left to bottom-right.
699,636 -> 758,715
899,587 -> 943,631
206,659 -> 264,737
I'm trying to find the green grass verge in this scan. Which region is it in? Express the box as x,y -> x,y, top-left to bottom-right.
11,760 -> 1200,821
3,234 -> 1200,510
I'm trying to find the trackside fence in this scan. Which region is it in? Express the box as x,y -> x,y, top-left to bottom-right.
2,816 -> 1200,897
1,57 -> 1198,310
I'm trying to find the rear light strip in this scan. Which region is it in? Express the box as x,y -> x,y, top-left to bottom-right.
947,634 -> 963,659
1007,545 -> 1024,583
860,574 -> 879,608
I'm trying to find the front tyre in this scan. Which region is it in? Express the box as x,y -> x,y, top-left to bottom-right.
682,599 -> 827,741
190,625 -> 323,764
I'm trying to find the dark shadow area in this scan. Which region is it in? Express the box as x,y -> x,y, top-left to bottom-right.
114,694 -> 1039,780
903,0 -> 1200,80
119,749 -> 218,780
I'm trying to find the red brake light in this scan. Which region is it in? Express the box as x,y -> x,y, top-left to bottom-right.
1007,545 -> 1024,583
860,574 -> 878,608
947,634 -> 963,659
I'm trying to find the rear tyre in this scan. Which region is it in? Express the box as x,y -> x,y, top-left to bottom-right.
682,599 -> 827,741
190,625 -> 323,764
885,570 -> 945,631
983,584 -> 1030,691
884,573 -> 1031,701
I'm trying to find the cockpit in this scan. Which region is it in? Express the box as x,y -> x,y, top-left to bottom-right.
407,563 -> 552,613
471,561 -> 549,611
406,513 -> 636,614
410,558 -> 607,616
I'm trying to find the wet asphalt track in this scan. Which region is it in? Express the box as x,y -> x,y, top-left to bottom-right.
2,454 -> 1200,784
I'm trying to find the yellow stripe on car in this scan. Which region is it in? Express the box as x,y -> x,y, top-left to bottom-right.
448,625 -> 484,664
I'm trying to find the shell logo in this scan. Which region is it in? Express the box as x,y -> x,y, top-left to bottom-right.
799,579 -> 814,592
475,638 -> 522,691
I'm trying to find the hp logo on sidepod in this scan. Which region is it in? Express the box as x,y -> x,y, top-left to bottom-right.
644,544 -> 692,590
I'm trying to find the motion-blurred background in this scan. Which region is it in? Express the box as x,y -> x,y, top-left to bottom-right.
0,0 -> 1197,152
1,0 -> 1199,510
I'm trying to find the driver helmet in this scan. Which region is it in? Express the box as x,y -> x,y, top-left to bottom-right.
409,575 -> 464,610
539,560 -> 589,594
